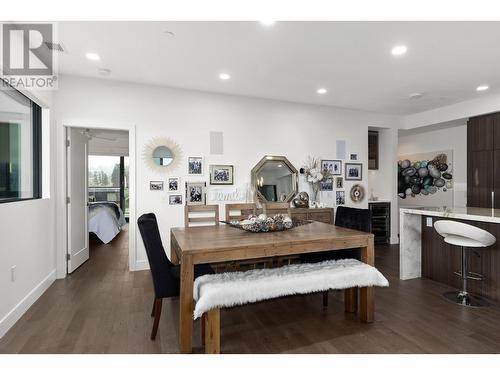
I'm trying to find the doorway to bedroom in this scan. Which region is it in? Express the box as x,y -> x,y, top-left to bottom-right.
66,126 -> 130,274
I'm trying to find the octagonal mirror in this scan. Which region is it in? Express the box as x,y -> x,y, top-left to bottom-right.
251,156 -> 298,202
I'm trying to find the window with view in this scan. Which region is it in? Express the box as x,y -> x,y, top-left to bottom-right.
88,155 -> 129,219
0,84 -> 42,203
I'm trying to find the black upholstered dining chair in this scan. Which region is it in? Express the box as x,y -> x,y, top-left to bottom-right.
330,206 -> 372,261
137,213 -> 214,340
301,206 -> 373,307
302,206 -> 372,263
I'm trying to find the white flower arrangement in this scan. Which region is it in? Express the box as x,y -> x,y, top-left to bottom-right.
303,156 -> 331,202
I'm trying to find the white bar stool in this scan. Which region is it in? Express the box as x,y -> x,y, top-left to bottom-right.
434,220 -> 496,307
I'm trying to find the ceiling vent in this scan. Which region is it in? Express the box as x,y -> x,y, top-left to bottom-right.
45,42 -> 66,53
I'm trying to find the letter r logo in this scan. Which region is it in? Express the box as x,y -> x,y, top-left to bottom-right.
2,23 -> 53,76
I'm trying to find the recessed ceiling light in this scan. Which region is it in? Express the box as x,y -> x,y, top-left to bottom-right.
85,52 -> 100,61
317,88 -> 327,95
391,45 -> 408,56
476,85 -> 489,92
219,73 -> 231,80
260,20 -> 276,26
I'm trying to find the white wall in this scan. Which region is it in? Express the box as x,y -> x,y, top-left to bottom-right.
398,123 -> 467,208
54,75 -> 401,269
0,90 -> 56,338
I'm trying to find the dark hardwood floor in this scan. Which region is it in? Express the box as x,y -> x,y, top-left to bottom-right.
1,230 -> 500,354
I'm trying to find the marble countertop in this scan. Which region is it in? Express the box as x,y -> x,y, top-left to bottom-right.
400,206 -> 500,224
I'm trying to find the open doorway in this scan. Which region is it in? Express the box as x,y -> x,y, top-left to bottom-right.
66,126 -> 130,274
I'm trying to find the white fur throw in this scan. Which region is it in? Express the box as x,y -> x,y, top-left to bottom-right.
193,259 -> 389,319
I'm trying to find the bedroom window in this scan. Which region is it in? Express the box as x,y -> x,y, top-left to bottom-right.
0,84 -> 42,204
88,155 -> 129,219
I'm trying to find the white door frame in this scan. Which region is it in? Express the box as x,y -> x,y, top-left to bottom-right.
56,122 -> 137,278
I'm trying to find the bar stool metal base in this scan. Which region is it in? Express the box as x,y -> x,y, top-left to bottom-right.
442,291 -> 489,308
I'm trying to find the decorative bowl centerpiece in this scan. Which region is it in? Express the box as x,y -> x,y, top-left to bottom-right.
224,213 -> 309,233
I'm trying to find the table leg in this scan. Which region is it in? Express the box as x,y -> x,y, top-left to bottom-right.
179,254 -> 194,353
170,238 -> 179,265
360,237 -> 375,323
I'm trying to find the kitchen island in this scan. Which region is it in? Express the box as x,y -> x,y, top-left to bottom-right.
400,206 -> 500,302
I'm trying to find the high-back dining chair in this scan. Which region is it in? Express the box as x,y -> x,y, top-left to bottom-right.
301,206 -> 372,309
137,213 -> 213,340
184,204 -> 220,227
332,206 -> 372,261
225,203 -> 258,221
262,202 -> 291,217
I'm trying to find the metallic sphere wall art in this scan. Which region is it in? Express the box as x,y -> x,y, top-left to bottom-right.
398,153 -> 453,199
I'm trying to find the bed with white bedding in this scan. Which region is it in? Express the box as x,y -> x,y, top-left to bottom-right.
88,202 -> 126,244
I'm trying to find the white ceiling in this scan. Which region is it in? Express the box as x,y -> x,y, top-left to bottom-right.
57,21 -> 500,115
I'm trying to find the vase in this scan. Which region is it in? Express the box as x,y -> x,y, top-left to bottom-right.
310,183 -> 320,205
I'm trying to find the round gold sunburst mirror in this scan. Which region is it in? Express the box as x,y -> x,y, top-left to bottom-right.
143,137 -> 182,173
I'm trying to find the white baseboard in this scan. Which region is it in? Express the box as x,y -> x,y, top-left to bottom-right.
0,269 -> 56,338
134,260 -> 150,271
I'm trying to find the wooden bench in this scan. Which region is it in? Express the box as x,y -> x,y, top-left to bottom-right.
193,258 -> 389,354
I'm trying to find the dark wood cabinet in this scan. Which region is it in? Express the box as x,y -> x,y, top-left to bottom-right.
467,150 -> 493,208
368,131 -> 379,170
491,113 -> 500,149
467,112 -> 500,208
468,115 -> 493,152
369,202 -> 390,244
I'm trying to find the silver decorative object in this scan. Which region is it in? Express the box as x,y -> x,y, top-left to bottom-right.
233,214 -> 294,233
293,191 -> 310,208
350,184 -> 365,203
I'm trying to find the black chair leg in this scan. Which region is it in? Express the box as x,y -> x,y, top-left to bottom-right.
151,298 -> 162,340
151,298 -> 156,317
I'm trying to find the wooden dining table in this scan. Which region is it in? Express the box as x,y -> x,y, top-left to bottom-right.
170,221 -> 375,354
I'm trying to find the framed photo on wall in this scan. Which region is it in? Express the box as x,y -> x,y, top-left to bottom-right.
320,177 -> 333,191
188,156 -> 203,175
209,164 -> 234,185
185,181 -> 206,205
320,159 -> 342,176
169,194 -> 183,205
336,191 -> 346,205
335,176 -> 344,189
168,177 -> 180,192
349,153 -> 359,161
345,163 -> 363,181
150,181 -> 164,191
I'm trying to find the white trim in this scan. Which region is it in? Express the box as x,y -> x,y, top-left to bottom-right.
57,122 -> 137,277
0,270 -> 56,338
135,260 -> 150,271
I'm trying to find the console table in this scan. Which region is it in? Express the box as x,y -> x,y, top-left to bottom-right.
290,207 -> 334,224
